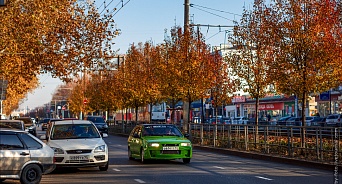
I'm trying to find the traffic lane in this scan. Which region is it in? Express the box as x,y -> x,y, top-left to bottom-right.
105,135 -> 333,184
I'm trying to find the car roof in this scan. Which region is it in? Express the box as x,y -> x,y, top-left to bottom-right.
0,120 -> 23,123
52,120 -> 93,125
0,128 -> 26,133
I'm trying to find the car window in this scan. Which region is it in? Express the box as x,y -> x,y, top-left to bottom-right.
51,124 -> 100,140
19,133 -> 42,149
0,121 -> 23,130
0,134 -> 25,150
143,125 -> 182,136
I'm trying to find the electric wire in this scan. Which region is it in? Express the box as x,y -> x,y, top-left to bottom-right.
190,3 -> 242,17
190,5 -> 235,22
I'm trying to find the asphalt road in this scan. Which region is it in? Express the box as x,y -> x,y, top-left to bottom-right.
1,132 -> 338,184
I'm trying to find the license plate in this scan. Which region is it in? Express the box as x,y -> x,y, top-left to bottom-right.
162,146 -> 179,150
70,155 -> 89,160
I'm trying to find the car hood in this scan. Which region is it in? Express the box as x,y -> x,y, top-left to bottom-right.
143,136 -> 190,143
47,138 -> 106,150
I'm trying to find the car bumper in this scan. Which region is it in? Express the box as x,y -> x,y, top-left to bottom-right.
54,154 -> 108,168
144,147 -> 192,160
42,164 -> 56,174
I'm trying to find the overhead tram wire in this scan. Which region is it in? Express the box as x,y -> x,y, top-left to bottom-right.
190,4 -> 242,17
99,0 -> 122,15
190,5 -> 235,22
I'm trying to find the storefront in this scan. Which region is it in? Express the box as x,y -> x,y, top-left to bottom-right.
243,102 -> 284,118
316,92 -> 342,117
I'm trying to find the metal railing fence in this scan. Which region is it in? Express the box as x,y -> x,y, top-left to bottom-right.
107,120 -> 341,165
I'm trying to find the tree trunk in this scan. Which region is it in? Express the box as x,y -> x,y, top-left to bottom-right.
255,97 -> 259,144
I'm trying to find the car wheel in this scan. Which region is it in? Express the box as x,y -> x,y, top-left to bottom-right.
20,164 -> 42,184
99,161 -> 109,171
128,147 -> 134,160
183,158 -> 191,164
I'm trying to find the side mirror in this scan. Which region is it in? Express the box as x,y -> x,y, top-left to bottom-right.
102,133 -> 108,138
133,133 -> 140,138
184,133 -> 190,138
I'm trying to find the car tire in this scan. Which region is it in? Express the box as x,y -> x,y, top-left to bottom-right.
20,164 -> 42,184
128,147 -> 134,160
183,158 -> 191,164
99,161 -> 109,171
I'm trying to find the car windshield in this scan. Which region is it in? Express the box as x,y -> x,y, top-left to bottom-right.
51,124 -> 100,140
143,125 -> 183,137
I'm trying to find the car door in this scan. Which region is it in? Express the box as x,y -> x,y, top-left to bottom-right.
0,133 -> 30,175
129,126 -> 142,155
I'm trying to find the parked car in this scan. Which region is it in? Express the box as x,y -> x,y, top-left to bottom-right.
0,128 -> 55,184
305,116 -> 322,126
86,116 -> 108,134
232,117 -> 248,124
0,120 -> 25,130
285,117 -> 302,126
325,114 -> 342,126
41,120 -> 109,171
15,117 -> 37,136
276,116 -> 292,126
247,117 -> 267,125
127,124 -> 192,164
310,117 -> 326,126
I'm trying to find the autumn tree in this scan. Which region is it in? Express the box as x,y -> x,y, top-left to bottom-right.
262,0 -> 342,127
0,0 -> 118,112
227,0 -> 273,128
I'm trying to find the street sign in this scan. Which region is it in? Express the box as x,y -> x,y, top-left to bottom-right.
62,106 -> 66,110
319,91 -> 330,101
83,99 -> 88,104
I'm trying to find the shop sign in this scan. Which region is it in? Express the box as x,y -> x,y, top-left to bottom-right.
232,96 -> 246,103
245,103 -> 284,110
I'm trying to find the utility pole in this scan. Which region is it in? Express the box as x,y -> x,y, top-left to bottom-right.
183,0 -> 190,132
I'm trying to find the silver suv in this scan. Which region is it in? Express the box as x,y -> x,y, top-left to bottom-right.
325,114 -> 342,126
0,129 -> 55,184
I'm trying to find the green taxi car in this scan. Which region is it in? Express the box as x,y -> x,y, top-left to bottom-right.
127,124 -> 192,164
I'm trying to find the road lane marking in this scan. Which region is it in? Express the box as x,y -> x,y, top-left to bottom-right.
255,176 -> 273,181
112,168 -> 121,171
213,166 -> 225,170
134,179 -> 146,183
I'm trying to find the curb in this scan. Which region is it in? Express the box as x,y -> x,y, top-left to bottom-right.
194,145 -> 339,171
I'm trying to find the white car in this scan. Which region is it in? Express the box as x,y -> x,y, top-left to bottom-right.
41,120 -> 109,171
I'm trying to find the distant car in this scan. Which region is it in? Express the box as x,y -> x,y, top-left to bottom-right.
15,117 -> 37,136
41,120 -> 109,171
286,117 -> 302,126
0,120 -> 25,130
40,118 -> 51,131
86,116 -> 108,134
305,116 -> 322,126
310,117 -> 326,127
276,116 -> 292,126
127,124 -> 192,164
325,114 -> 342,126
0,129 -> 55,184
232,117 -> 248,124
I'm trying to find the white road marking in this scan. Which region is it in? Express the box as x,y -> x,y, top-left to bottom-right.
134,179 -> 146,183
213,166 -> 225,170
255,176 -> 273,181
112,168 -> 121,171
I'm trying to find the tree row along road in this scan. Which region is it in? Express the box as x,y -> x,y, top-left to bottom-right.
3,134 -> 331,184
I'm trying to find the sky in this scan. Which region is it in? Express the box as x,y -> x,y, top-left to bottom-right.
19,0 -> 254,110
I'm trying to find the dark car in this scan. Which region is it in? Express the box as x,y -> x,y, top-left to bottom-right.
15,117 -> 37,136
40,118 -> 51,131
86,116 -> 108,134
276,116 -> 292,126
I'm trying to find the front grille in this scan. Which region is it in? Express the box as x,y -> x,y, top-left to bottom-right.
160,150 -> 180,154
162,144 -> 179,146
66,150 -> 92,154
65,159 -> 94,163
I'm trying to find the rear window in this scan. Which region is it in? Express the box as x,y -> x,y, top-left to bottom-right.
327,115 -> 338,119
87,116 -> 105,124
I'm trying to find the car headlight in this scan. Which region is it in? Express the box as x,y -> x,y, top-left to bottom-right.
181,142 -> 191,147
51,147 -> 64,154
95,145 -> 106,152
149,143 -> 160,147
